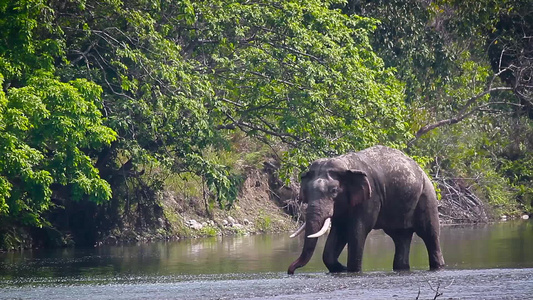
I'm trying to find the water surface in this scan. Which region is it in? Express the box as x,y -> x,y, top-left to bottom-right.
1,221 -> 532,299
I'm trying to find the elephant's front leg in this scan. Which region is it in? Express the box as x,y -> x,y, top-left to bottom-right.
346,221 -> 371,272
322,224 -> 347,273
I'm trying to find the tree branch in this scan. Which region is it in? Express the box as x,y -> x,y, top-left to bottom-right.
408,86 -> 514,146
220,113 -> 300,146
248,71 -> 307,90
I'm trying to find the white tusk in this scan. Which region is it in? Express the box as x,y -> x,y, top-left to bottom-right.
307,218 -> 331,238
289,222 -> 306,238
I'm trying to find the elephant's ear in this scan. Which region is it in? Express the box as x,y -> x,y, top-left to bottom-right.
345,170 -> 372,207
298,171 -> 312,203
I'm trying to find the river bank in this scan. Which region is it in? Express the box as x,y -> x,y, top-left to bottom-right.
99,160 -> 530,245
1,158 -> 529,251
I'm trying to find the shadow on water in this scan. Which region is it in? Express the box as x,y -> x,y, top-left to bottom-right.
1,221 -> 532,299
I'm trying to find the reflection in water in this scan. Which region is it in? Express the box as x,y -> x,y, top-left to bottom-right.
1,221 -> 532,280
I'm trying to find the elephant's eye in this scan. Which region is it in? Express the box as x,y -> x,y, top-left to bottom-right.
329,187 -> 339,195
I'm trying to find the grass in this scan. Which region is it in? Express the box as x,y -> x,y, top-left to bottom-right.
254,210 -> 272,232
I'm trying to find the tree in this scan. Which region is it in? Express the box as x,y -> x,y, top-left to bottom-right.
340,0 -> 533,217
410,0 -> 533,140
342,0 -> 532,141
59,0 -> 410,195
2,0 -> 411,246
0,0 -> 116,235
191,1 -> 411,171
0,0 -> 116,245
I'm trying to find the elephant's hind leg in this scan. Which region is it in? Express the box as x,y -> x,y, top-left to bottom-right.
415,226 -> 444,270
414,189 -> 445,270
385,228 -> 414,271
323,225 -> 348,273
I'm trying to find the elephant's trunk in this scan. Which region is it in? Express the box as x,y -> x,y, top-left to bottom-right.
287,220 -> 320,274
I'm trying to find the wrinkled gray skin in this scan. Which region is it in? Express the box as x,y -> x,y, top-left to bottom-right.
288,145 -> 445,274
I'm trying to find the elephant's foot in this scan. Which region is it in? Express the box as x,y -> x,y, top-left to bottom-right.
346,263 -> 362,272
326,262 -> 347,273
392,260 -> 411,271
429,260 -> 445,270
392,264 -> 411,272
428,249 -> 445,270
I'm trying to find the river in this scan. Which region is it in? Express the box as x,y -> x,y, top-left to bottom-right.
1,221 -> 532,299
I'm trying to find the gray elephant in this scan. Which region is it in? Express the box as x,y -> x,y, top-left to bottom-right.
288,145 -> 445,274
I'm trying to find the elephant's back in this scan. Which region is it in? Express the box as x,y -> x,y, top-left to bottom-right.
351,146 -> 428,228
354,145 -> 423,174
341,145 -> 429,194
354,145 -> 407,161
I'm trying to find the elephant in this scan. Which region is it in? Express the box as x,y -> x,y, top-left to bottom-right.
287,145 -> 445,274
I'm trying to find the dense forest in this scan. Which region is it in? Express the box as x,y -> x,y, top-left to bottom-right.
1,0 -> 531,249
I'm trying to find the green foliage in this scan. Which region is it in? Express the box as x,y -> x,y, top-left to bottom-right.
435,0 -> 521,42
0,0 -> 62,80
343,0 -> 457,106
165,172 -> 204,202
0,71 -> 116,227
412,115 -> 532,215
192,0 -> 410,180
0,0 -> 117,236
347,0 -> 531,217
162,208 -> 194,237
3,0 -> 531,245
199,225 -> 219,237
436,0 -> 532,103
50,0 -> 409,207
227,225 -> 247,236
224,1 -> 409,154
255,210 -> 272,232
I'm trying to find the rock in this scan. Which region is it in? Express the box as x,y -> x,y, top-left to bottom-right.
222,219 -> 229,226
501,215 -> 508,221
187,219 -> 204,230
233,223 -> 244,229
191,223 -> 203,230
522,215 -> 530,220
227,216 -> 236,224
243,219 -> 250,225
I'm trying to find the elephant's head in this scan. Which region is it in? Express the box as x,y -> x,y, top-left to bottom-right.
287,158 -> 372,274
